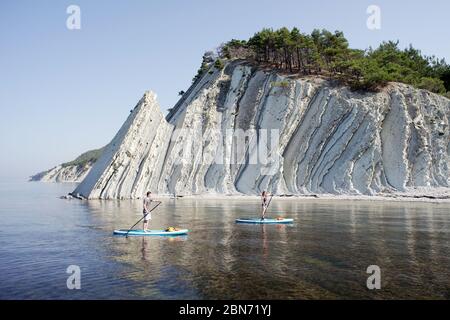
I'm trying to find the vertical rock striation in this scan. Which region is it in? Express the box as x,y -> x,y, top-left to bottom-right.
29,164 -> 92,183
73,61 -> 450,199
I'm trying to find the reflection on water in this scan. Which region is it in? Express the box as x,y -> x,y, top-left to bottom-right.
0,182 -> 449,299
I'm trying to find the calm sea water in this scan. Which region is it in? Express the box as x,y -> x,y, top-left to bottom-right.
0,181 -> 449,299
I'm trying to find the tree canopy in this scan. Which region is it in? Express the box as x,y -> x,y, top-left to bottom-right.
217,27 -> 450,96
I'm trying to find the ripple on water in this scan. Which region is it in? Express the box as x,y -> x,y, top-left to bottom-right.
1,183 -> 450,299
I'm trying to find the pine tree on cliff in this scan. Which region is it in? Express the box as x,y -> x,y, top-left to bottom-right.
220,26 -> 450,96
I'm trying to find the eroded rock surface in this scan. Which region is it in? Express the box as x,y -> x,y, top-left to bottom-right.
73,62 -> 450,199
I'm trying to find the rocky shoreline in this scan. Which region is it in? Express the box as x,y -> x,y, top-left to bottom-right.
65,187 -> 450,203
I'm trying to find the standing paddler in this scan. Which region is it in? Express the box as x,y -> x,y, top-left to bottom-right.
143,191 -> 153,232
261,191 -> 270,220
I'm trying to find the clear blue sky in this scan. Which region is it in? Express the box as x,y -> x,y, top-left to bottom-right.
1,0 -> 449,180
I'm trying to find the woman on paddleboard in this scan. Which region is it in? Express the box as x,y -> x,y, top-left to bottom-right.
143,191 -> 153,232
261,191 -> 269,220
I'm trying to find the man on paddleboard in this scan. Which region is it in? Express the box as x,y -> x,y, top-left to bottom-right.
143,191 -> 153,232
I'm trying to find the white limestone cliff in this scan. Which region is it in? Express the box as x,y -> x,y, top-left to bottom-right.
30,147 -> 104,183
72,61 -> 450,199
30,164 -> 91,183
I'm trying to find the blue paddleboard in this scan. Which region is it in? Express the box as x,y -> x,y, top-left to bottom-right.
235,218 -> 293,224
113,229 -> 189,236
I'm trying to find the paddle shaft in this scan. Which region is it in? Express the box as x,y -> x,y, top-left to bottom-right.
262,194 -> 274,218
125,201 -> 161,238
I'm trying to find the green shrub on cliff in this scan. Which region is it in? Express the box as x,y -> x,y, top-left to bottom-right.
418,77 -> 446,94
270,81 -> 290,88
214,59 -> 225,70
192,52 -> 214,83
62,147 -> 104,168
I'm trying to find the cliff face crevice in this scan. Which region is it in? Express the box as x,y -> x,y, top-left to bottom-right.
72,62 -> 450,199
